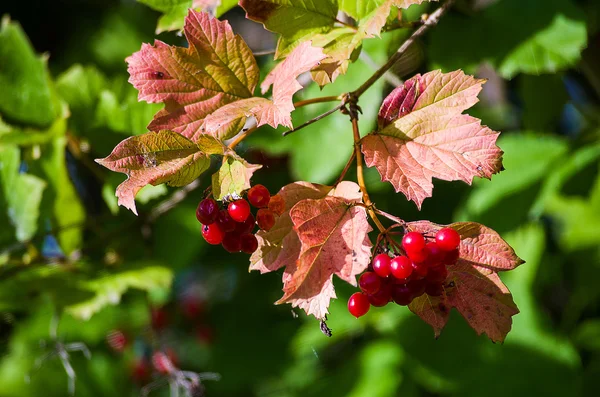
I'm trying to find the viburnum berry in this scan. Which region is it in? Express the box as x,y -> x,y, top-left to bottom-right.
391,284 -> 412,306
240,233 -> 258,254
443,248 -> 460,266
152,351 -> 173,375
408,278 -> 427,299
436,227 -> 461,251
359,271 -> 381,295
402,232 -> 426,254
202,223 -> 224,245
235,213 -> 255,234
256,208 -> 276,231
106,329 -> 128,352
247,184 -> 271,208
390,255 -> 413,280
195,198 -> 219,225
348,292 -> 370,318
216,209 -> 237,233
372,253 -> 391,277
411,261 -> 429,279
368,282 -> 392,307
150,307 -> 169,330
407,246 -> 428,264
424,241 -> 444,266
268,194 -> 285,215
222,232 -> 242,253
425,282 -> 444,297
228,199 -> 251,222
426,265 -> 448,284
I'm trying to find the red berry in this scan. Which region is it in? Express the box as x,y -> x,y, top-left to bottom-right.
151,307 -> 169,330
247,184 -> 271,208
435,227 -> 461,251
106,329 -> 128,352
426,265 -> 448,283
402,232 -> 426,254
390,255 -> 413,280
424,241 -> 444,267
216,209 -> 237,233
391,284 -> 412,306
196,198 -> 219,225
228,199 -> 251,222
131,359 -> 151,384
348,292 -> 370,318
443,248 -> 460,266
407,247 -> 428,264
367,282 -> 392,307
240,233 -> 259,254
268,194 -> 285,216
152,352 -> 173,375
235,213 -> 255,234
408,279 -> 426,299
359,272 -> 381,295
222,232 -> 242,253
202,223 -> 224,245
425,282 -> 444,297
372,253 -> 391,278
411,261 -> 429,279
256,208 -> 276,231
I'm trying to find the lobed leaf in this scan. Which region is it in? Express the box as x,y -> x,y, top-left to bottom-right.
362,70 -> 503,209
126,10 -> 258,141
96,130 -> 216,214
211,152 -> 262,200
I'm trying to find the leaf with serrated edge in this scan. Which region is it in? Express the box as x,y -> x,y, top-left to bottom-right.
204,42 -> 326,131
276,192 -> 372,319
409,263 -> 519,342
211,153 -> 262,200
126,10 -> 258,141
250,181 -> 361,274
96,130 -> 212,215
362,70 -> 503,209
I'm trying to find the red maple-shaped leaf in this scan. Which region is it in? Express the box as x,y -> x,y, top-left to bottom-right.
126,10 -> 258,141
405,220 -> 523,342
361,70 -> 504,209
276,192 -> 372,319
96,130 -> 219,214
203,41 -> 326,131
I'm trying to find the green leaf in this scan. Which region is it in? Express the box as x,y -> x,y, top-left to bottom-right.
56,65 -> 107,124
66,265 -> 173,320
0,116 -> 64,147
0,16 -> 59,127
428,0 -> 587,78
0,145 -> 46,242
211,153 -> 262,200
518,74 -> 568,131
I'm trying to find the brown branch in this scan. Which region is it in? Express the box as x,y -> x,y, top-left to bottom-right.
253,49 -> 276,57
282,104 -> 343,137
227,124 -> 259,150
333,151 -> 356,186
293,95 -> 340,108
351,0 -> 455,98
147,179 -> 203,222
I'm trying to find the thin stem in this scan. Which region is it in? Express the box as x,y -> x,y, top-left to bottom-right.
333,151 -> 356,186
351,117 -> 385,233
293,95 -> 340,108
335,18 -> 356,29
253,49 -> 276,57
147,179 -> 203,222
227,125 -> 259,150
351,0 -> 455,98
282,104 -> 343,137
375,209 -> 408,232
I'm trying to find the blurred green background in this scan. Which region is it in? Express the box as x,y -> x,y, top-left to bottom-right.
1,0 -> 600,396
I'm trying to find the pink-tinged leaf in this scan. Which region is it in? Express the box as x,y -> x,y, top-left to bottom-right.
211,153 -> 262,200
362,70 -> 503,209
250,181 -> 361,274
96,130 -> 213,215
377,75 -> 425,128
204,42 -> 326,131
276,193 -> 372,319
126,10 -> 258,141
406,221 -> 525,271
409,262 -> 519,343
394,0 -> 438,9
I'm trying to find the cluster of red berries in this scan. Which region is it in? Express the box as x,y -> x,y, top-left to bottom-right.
196,184 -> 285,254
348,227 -> 461,318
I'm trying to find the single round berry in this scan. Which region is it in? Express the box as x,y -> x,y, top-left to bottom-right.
359,272 -> 382,295
435,227 -> 461,251
202,223 -> 224,245
222,232 -> 242,253
106,329 -> 128,352
367,282 -> 392,307
372,253 -> 392,278
390,255 -> 413,280
391,284 -> 412,306
216,209 -> 236,233
411,261 -> 429,279
268,194 -> 286,215
424,241 -> 444,267
402,231 -> 426,254
152,352 -> 173,375
426,264 -> 448,284
228,199 -> 251,222
235,213 -> 255,234
407,247 -> 428,264
425,282 -> 444,297
196,198 -> 219,225
408,278 -> 427,299
443,248 -> 460,266
256,208 -> 276,231
247,184 -> 271,208
240,233 -> 259,254
348,292 -> 370,318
